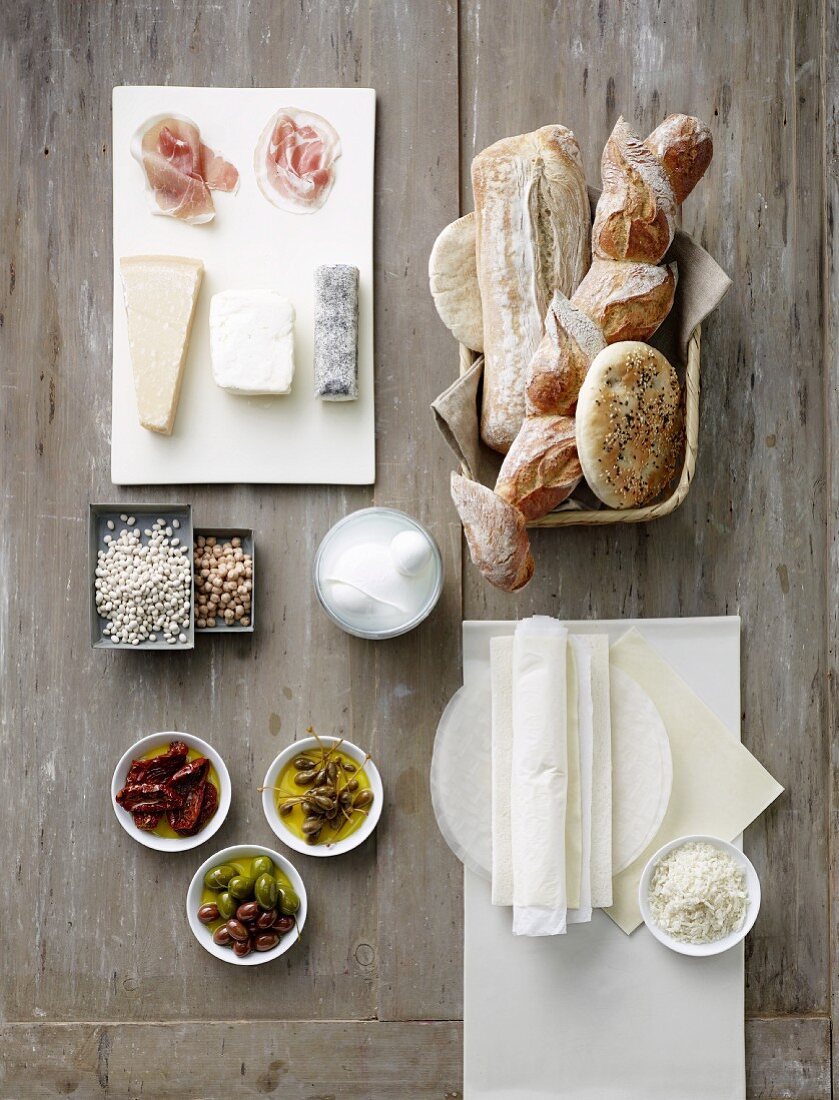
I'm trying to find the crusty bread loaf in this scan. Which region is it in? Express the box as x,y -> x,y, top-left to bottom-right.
428,212 -> 483,352
572,259 -> 677,344
473,125 -> 590,453
575,341 -> 684,508
645,114 -> 713,204
591,117 -> 676,264
525,291 -> 606,416
495,414 -> 582,520
451,472 -> 534,591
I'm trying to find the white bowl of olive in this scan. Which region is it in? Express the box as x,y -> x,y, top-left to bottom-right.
187,844 -> 307,965
261,733 -> 383,857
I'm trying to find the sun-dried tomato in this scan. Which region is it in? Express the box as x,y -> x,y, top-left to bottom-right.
167,757 -> 211,834
123,741 -> 188,787
116,781 -> 182,813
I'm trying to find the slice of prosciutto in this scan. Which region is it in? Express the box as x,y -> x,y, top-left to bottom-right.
131,113 -> 239,225
254,107 -> 341,214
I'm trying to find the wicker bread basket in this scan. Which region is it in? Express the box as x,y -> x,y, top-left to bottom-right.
457,324 -> 701,528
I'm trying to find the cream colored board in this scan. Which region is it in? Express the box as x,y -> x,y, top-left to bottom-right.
111,85 -> 375,485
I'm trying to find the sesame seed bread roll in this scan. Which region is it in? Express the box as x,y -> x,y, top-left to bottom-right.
473,125 -> 590,453
575,342 -> 684,508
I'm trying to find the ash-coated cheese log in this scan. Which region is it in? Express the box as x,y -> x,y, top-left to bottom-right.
314,264 -> 359,400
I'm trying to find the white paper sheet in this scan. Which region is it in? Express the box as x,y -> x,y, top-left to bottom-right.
464,616 -> 747,1100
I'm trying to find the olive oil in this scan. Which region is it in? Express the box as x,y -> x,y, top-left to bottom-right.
138,743 -> 220,839
276,746 -> 372,845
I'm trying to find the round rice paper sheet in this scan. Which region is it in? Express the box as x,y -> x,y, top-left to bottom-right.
431,663 -> 673,880
610,666 -> 673,873
430,681 -> 492,880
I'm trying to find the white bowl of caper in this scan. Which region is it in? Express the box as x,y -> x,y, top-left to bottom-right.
261,734 -> 383,857
187,844 -> 307,965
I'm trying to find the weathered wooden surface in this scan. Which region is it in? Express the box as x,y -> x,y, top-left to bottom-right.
0,0 -> 835,1096
745,1018 -> 832,1100
0,1021 -> 464,1099
0,1018 -> 829,1100
0,0 -> 461,1030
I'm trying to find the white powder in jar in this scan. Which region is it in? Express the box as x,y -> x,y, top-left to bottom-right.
648,841 -> 748,944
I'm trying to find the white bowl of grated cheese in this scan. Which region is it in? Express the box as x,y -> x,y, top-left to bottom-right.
639,835 -> 761,957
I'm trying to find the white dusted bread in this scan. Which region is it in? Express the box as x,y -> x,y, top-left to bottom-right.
575,342 -> 684,508
473,125 -> 590,453
428,213 -> 483,352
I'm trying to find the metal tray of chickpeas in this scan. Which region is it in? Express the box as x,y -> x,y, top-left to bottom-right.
193,530 -> 255,633
89,504 -> 194,650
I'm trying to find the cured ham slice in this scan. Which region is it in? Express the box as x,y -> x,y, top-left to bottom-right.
131,113 -> 239,224
254,107 -> 341,214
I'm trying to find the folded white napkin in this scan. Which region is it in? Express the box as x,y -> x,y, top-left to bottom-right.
510,617 -> 569,936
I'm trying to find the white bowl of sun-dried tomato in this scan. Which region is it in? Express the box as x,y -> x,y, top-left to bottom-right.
111,731 -> 231,852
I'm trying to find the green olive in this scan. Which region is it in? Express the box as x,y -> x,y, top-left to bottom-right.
277,886 -> 300,915
251,856 -> 274,878
217,891 -> 237,920
228,875 -> 256,900
254,873 -> 278,910
204,864 -> 236,891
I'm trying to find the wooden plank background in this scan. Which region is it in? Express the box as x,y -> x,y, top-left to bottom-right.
0,0 -> 834,1097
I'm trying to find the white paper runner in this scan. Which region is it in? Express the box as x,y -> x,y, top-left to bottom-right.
464,616 -> 746,1100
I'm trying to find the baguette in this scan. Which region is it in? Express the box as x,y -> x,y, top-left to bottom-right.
644,114 -> 713,204
591,117 -> 676,264
525,292 -> 606,416
450,472 -> 534,591
495,414 -> 582,520
473,125 -> 590,453
572,259 -> 677,344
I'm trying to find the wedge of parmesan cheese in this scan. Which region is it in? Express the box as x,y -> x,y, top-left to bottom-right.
120,255 -> 204,435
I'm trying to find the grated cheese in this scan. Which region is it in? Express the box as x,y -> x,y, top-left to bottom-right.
648,842 -> 748,944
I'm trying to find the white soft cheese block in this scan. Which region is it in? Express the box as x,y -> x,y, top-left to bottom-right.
209,289 -> 296,395
120,255 -> 204,435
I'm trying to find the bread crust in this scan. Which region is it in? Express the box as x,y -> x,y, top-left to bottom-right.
495,414 -> 582,520
644,114 -> 713,204
525,291 -> 606,415
592,117 -> 676,264
428,212 -> 483,352
572,259 -> 677,344
575,341 -> 684,508
473,125 -> 590,453
450,472 -> 534,591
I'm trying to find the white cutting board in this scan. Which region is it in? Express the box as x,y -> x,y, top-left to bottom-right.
111,86 -> 375,485
464,616 -> 746,1100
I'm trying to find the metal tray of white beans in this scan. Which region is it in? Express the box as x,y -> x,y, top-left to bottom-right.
193,529 -> 255,634
89,504 -> 195,650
